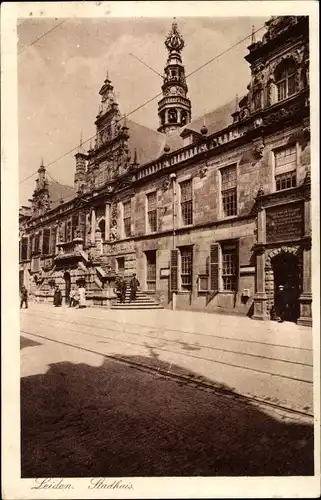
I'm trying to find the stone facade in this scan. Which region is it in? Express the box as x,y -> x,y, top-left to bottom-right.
19,16 -> 311,325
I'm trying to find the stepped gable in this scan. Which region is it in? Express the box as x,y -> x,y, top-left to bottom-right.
180,99 -> 237,138
48,181 -> 77,209
126,119 -> 185,165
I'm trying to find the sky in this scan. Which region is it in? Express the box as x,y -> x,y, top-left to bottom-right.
18,16 -> 270,206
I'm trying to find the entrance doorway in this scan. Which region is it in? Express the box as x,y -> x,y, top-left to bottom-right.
64,271 -> 71,305
271,251 -> 301,322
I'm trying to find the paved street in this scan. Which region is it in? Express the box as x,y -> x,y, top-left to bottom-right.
21,304 -> 314,477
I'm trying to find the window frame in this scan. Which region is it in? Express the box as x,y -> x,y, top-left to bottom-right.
273,142 -> 299,192
275,60 -> 297,102
221,242 -> 238,292
146,191 -> 158,234
179,245 -> 193,292
179,177 -> 193,227
219,163 -> 238,219
145,250 -> 157,291
122,200 -> 132,238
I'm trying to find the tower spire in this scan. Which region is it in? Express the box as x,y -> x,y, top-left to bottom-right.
158,19 -> 191,134
251,25 -> 256,44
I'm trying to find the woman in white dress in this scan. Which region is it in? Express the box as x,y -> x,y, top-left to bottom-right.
78,285 -> 86,309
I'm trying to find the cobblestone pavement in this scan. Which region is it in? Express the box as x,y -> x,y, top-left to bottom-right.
21,303 -> 313,414
20,305 -> 314,477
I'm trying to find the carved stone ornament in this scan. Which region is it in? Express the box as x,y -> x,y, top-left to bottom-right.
165,20 -> 185,53
253,139 -> 264,158
199,164 -> 208,178
303,125 -> 310,140
256,185 -> 265,198
162,177 -> 170,191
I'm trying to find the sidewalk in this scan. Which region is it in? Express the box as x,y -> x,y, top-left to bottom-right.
21,302 -> 314,416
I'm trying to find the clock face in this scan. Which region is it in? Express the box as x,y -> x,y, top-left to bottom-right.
170,86 -> 177,94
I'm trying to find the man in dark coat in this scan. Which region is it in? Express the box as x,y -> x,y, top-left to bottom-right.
129,274 -> 140,302
53,286 -> 62,307
120,278 -> 127,303
20,286 -> 28,309
275,284 -> 286,322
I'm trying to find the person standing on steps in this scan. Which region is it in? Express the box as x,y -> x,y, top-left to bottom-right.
20,286 -> 28,309
129,273 -> 140,302
120,277 -> 127,304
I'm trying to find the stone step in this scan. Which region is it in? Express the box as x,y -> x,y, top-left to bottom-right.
111,304 -> 163,310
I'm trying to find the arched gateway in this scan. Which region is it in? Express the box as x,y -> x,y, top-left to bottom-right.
265,246 -> 302,322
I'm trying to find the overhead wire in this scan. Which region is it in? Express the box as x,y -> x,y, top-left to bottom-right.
18,19 -> 67,55
19,22 -> 266,186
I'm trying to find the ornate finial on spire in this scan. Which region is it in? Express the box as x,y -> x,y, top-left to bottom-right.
38,157 -> 45,172
251,25 -> 256,44
200,115 -> 208,135
165,18 -> 185,53
78,131 -> 85,153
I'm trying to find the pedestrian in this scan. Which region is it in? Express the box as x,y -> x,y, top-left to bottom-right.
20,286 -> 28,309
73,285 -> 80,308
53,286 -> 62,307
78,284 -> 86,309
69,286 -> 75,307
129,273 -> 140,302
275,284 -> 286,322
120,277 -> 127,303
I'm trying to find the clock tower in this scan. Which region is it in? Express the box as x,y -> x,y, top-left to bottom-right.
157,20 -> 192,134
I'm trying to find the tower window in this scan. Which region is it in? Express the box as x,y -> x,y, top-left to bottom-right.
275,59 -> 297,102
168,108 -> 177,123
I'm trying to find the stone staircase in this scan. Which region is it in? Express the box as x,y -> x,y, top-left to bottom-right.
111,288 -> 163,310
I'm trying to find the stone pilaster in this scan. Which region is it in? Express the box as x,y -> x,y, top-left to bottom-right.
252,208 -> 269,321
105,202 -> 110,241
91,209 -> 96,245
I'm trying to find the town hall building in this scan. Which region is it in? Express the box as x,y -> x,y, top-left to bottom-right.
19,16 -> 312,326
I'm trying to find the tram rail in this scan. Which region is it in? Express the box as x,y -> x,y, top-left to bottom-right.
21,324 -> 314,421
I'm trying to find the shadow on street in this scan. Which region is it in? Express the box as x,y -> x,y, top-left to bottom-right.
21,336 -> 314,477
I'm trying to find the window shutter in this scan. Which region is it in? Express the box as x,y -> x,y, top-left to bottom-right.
72,214 -> 79,239
209,243 -> 220,292
79,211 -> 86,241
43,228 -> 51,255
170,249 -> 178,293
50,226 -> 57,254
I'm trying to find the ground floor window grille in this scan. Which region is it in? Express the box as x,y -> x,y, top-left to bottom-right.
221,243 -> 237,291
146,250 -> 156,291
180,246 -> 193,291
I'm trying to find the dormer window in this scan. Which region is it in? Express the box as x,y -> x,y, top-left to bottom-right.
275,59 -> 297,102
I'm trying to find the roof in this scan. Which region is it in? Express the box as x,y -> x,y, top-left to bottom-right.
127,119 -> 184,165
181,99 -> 236,137
48,181 -> 76,209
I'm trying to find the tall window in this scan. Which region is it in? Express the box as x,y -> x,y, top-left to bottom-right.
221,164 -> 237,217
180,179 -> 193,226
71,214 -> 79,239
221,243 -> 238,291
180,246 -> 193,291
42,228 -> 51,255
274,145 -> 297,191
123,201 -> 131,238
147,192 -> 157,233
146,250 -> 156,291
50,226 -> 57,254
34,233 -> 41,254
20,237 -> 28,261
275,60 -> 297,102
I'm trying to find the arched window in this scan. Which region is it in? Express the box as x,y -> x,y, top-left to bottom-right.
168,108 -> 177,123
275,59 -> 297,102
98,219 -> 106,239
181,110 -> 187,126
